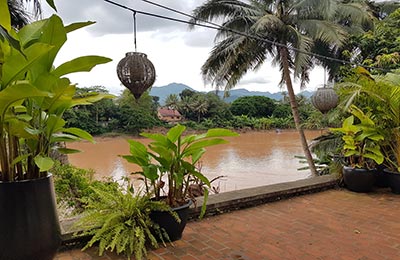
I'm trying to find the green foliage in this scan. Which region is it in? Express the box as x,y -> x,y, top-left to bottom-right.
107,90 -> 161,134
74,182 -> 173,260
0,6 -> 112,181
330,105 -> 384,169
230,96 -> 276,118
122,124 -> 238,217
52,162 -> 118,214
64,86 -> 118,135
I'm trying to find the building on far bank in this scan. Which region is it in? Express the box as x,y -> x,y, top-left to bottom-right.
157,107 -> 182,123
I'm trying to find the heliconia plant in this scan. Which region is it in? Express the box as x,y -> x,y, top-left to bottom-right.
122,124 -> 238,217
0,0 -> 113,182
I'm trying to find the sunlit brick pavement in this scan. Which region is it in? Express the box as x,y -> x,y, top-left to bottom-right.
55,189 -> 400,260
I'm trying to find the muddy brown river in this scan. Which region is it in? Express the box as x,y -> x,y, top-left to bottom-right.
67,130 -> 321,192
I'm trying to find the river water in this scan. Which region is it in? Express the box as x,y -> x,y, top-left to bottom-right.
67,130 -> 321,192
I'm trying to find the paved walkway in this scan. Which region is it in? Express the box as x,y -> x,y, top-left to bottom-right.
55,188 -> 400,260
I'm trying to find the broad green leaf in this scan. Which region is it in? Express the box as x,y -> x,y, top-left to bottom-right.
2,43 -> 54,86
167,124 -> 186,142
143,165 -> 159,182
57,148 -> 81,154
72,93 -> 115,107
0,82 -> 50,116
62,127 -> 94,142
342,116 -> 355,129
191,148 -> 206,164
45,115 -> 66,136
30,15 -> 66,74
7,119 -> 34,139
127,140 -> 148,158
52,56 -> 112,77
18,19 -> 48,47
363,153 -> 384,164
0,0 -> 11,31
34,155 -> 54,172
344,150 -> 358,157
184,139 -> 229,156
65,21 -> 96,33
50,133 -> 80,143
121,155 -> 149,167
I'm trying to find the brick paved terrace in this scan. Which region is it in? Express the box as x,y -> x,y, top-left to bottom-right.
55,188 -> 400,260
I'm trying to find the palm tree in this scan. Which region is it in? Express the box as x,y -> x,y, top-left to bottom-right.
190,0 -> 373,176
8,0 -> 57,28
165,94 -> 180,109
191,95 -> 209,122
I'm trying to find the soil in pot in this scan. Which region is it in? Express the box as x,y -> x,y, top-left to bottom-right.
343,166 -> 376,193
150,200 -> 192,242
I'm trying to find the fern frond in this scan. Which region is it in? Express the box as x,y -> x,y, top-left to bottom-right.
74,182 -> 175,259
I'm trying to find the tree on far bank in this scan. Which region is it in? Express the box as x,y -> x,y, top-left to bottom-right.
230,96 -> 276,118
190,0 -> 373,176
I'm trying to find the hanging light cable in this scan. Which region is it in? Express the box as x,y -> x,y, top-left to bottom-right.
103,0 -> 394,73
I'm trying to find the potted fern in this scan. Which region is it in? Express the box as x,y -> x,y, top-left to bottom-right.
74,180 -> 173,260
0,3 -> 112,259
122,124 -> 238,240
330,105 -> 385,192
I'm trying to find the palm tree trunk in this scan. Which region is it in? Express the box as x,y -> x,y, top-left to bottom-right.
279,47 -> 318,176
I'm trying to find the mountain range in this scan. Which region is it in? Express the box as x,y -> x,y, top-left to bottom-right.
150,83 -> 314,105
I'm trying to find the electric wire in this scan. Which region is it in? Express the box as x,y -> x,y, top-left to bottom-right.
104,0 -> 394,73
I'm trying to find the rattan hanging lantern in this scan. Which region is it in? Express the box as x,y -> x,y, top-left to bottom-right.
116,11 -> 156,100
311,86 -> 338,114
116,52 -> 156,99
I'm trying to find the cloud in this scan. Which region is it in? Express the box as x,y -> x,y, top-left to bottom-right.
47,0 -> 207,36
239,76 -> 272,85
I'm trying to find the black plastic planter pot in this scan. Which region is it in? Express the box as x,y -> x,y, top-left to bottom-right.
384,169 -> 400,194
343,166 -> 376,193
0,174 -> 61,260
374,169 -> 390,188
150,200 -> 192,241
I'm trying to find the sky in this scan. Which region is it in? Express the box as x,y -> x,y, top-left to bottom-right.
43,0 -> 325,95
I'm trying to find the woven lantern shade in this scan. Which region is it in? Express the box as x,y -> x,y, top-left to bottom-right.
311,87 -> 339,114
117,52 -> 156,99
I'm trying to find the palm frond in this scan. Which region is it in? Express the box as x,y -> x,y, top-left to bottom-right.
298,19 -> 347,46
189,0 -> 256,29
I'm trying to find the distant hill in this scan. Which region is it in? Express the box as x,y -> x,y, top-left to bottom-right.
150,83 -> 195,104
150,82 -> 314,105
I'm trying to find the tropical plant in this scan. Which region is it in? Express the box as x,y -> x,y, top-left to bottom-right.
164,93 -> 180,109
189,0 -> 373,176
74,181 -> 173,260
122,124 -> 238,216
0,4 -> 112,182
336,68 -> 400,171
330,105 -> 384,169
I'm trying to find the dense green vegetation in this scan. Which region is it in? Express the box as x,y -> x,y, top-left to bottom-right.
64,86 -> 330,134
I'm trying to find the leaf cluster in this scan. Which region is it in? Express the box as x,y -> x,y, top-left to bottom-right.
330,105 -> 384,169
0,2 -> 112,181
122,124 -> 238,217
74,182 -> 173,260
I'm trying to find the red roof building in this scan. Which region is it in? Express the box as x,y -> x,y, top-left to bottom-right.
157,107 -> 182,123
